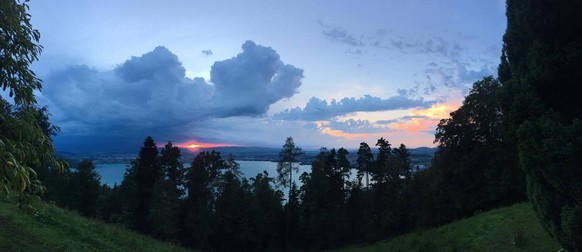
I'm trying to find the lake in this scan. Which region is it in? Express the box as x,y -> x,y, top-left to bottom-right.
95,161 -> 313,187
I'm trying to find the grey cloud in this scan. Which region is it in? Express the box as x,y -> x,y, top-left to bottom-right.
382,37 -> 463,57
116,46 -> 185,84
318,20 -> 365,48
210,41 -> 303,116
322,27 -> 365,47
274,95 -> 435,121
327,119 -> 386,134
376,115 -> 431,125
417,59 -> 495,94
318,21 -> 463,58
201,49 -> 213,56
42,41 -> 303,149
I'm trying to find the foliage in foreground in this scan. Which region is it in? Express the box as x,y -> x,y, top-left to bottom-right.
339,202 -> 561,252
0,199 -> 189,252
1,0 -> 65,206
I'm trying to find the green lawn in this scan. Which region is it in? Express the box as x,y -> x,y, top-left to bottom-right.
0,200 -> 190,252
339,202 -> 563,252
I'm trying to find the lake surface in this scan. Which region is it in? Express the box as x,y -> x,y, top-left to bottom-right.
95,161 -> 313,187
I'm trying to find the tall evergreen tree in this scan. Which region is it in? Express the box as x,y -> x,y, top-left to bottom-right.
67,160 -> 101,217
276,137 -> 304,192
148,141 -> 184,239
129,136 -> 162,233
356,142 -> 373,190
183,150 -> 227,248
159,141 -> 184,195
501,1 -> 582,249
251,171 -> 285,251
276,137 -> 303,250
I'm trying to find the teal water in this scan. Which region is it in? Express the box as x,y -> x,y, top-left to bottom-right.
95,161 -> 312,187
95,163 -> 128,187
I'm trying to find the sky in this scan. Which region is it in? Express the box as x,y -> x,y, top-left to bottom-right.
26,0 -> 507,152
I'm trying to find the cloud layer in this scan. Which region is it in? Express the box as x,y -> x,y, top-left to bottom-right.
41,41 -> 303,146
274,95 -> 435,121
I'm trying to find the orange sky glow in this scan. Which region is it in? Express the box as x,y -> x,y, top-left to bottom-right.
175,141 -> 238,152
315,99 -> 463,148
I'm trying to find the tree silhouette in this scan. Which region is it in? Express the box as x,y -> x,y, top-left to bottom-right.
356,142 -> 373,190
276,137 -> 304,193
502,1 -> 582,249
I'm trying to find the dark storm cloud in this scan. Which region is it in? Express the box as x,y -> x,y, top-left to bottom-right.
41,41 -> 303,148
273,95 -> 435,121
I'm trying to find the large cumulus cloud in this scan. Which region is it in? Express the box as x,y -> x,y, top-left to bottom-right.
40,41 -> 303,149
210,41 -> 303,116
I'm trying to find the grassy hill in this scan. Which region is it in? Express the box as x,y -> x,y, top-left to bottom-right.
0,200 -> 190,252
0,199 -> 563,252
339,202 -> 562,252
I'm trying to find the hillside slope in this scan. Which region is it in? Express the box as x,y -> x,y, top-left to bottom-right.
0,200 -> 190,252
340,202 -> 562,252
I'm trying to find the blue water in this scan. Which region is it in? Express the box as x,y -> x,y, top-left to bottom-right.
95,163 -> 128,187
95,161 -> 312,187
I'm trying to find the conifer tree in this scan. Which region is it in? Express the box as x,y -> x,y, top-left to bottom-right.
502,1 -> 582,249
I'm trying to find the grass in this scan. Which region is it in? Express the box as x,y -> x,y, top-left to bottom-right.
0,199 -> 190,252
339,202 -> 562,252
0,199 -> 562,252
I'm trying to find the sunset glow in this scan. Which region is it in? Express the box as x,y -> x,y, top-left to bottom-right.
176,141 -> 238,151
409,101 -> 461,120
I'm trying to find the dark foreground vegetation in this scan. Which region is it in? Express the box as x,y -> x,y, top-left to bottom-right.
2,0 -> 581,251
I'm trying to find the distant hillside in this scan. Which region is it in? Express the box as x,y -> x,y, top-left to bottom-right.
339,202 -> 561,252
0,200 -> 190,252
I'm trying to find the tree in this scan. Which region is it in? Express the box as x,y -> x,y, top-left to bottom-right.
148,141 -> 184,239
428,77 -> 525,224
212,171 -> 255,251
276,137 -> 304,194
148,177 -> 181,239
501,1 -> 582,249
276,137 -> 303,250
356,142 -> 373,190
1,0 -> 42,105
1,0 -> 64,205
337,147 -> 351,191
159,141 -> 184,195
67,160 -> 101,217
251,171 -> 285,251
183,150 -> 228,248
126,136 -> 162,233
